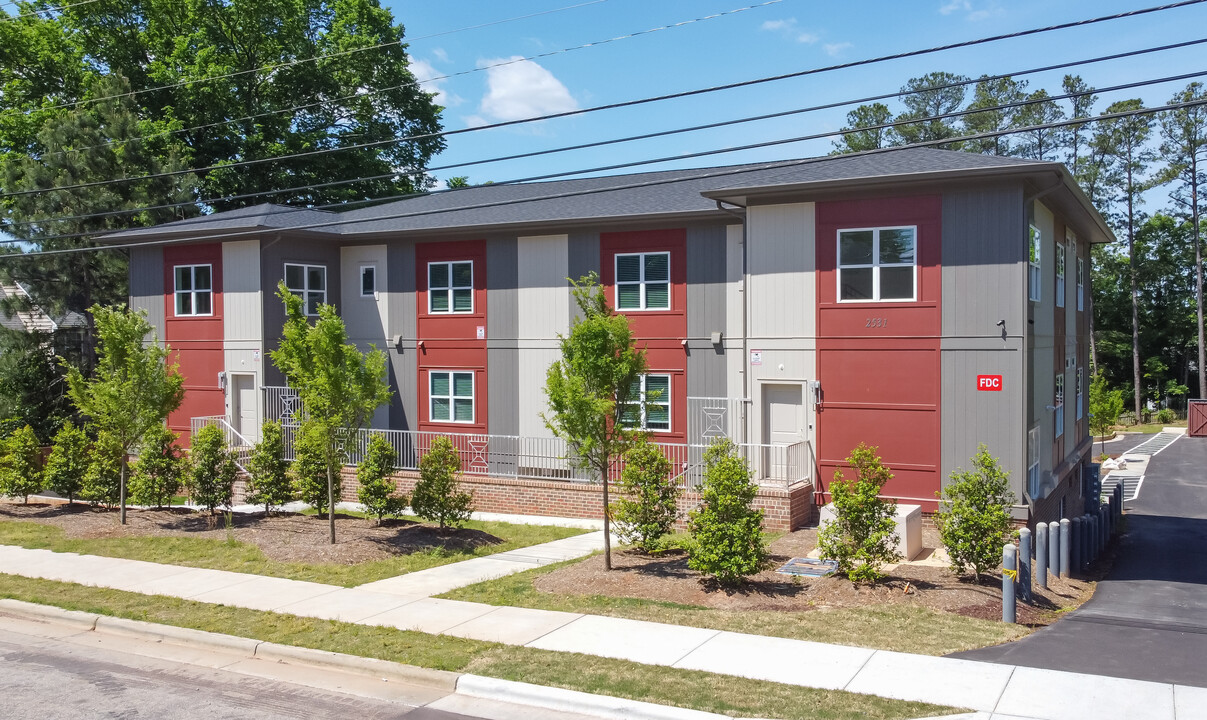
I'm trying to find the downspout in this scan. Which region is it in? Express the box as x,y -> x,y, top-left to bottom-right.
716,199 -> 748,444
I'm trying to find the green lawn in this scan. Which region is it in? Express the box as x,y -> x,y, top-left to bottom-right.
441,558 -> 1028,656
0,518 -> 585,587
0,574 -> 959,720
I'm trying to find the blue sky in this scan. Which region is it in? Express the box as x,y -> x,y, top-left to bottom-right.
388,0 -> 1207,212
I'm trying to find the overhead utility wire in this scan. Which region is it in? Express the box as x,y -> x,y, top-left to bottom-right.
7,98 -> 1204,257
4,0 -> 1201,201
6,40 -> 1202,233
39,0 -> 785,161
0,0 -> 100,22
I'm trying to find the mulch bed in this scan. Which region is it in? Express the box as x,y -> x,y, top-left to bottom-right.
0,501 -> 503,565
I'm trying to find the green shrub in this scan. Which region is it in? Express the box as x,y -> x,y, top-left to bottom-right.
357,433 -> 406,524
935,444 -> 1015,582
412,436 -> 473,529
129,423 -> 187,508
0,424 -> 43,502
188,424 -> 236,514
612,438 -> 679,553
45,422 -> 89,503
1155,407 -> 1176,424
291,422 -> 330,516
687,439 -> 767,585
818,443 -> 900,583
82,430 -> 123,506
246,421 -> 293,515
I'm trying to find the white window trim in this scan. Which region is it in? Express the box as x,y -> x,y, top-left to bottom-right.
614,251 -> 671,311
1077,256 -> 1085,312
1055,372 -> 1065,439
1076,366 -> 1084,420
173,264 -> 214,317
428,370 -> 475,424
1027,424 -> 1040,498
836,225 -> 918,303
427,260 -> 474,314
360,265 -> 377,298
1055,241 -> 1066,309
1028,225 -> 1042,303
621,373 -> 672,432
284,263 -> 327,317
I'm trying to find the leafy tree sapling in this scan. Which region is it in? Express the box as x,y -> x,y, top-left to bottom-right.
44,421 -> 89,503
290,422 -> 330,517
129,423 -> 187,508
357,433 -> 406,525
188,423 -> 236,514
687,439 -> 767,585
935,444 -> 1016,582
246,421 -> 293,516
83,430 -> 122,507
818,443 -> 901,583
412,436 -> 473,530
612,438 -> 679,553
0,424 -> 43,502
1089,370 -> 1125,455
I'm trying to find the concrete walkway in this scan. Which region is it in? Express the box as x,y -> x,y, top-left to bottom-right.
2,543 -> 1204,719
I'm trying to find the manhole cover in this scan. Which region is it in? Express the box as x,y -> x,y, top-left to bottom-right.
776,557 -> 839,577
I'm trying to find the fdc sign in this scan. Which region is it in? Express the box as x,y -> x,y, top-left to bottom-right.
977,375 -> 1004,391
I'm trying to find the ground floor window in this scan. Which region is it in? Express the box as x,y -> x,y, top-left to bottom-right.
621,374 -> 671,431
429,371 -> 474,423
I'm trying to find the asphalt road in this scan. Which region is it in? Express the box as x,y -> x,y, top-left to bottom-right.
954,435 -> 1207,688
0,626 -> 479,720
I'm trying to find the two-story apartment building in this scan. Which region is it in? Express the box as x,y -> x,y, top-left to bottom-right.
110,148 -> 1111,528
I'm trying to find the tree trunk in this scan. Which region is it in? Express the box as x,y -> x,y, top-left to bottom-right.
600,464 -> 612,571
327,462 -> 336,545
119,456 -> 128,525
1128,169 -> 1143,421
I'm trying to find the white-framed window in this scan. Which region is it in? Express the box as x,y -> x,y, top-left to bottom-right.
1077,256 -> 1085,312
1076,366 -> 1084,420
173,264 -> 213,316
284,263 -> 326,316
360,265 -> 376,297
428,261 -> 473,314
1028,424 -> 1040,498
1028,225 -> 1042,302
1055,241 -> 1066,308
615,252 -> 670,310
429,371 -> 474,424
1055,372 -> 1065,439
837,226 -> 917,302
620,374 -> 671,431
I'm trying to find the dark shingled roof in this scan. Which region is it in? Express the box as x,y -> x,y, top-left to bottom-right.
107,203 -> 339,239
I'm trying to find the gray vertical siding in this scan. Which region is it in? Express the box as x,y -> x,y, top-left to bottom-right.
259,236 -> 342,386
129,246 -> 165,338
487,236 -> 519,436
940,347 -> 1025,498
387,240 -> 416,431
686,224 -> 728,397
566,230 -> 599,324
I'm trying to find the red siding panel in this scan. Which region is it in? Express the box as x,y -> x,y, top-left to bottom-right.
163,243 -> 225,444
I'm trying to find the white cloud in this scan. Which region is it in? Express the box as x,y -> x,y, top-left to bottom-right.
431,47 -> 449,63
824,42 -> 853,57
410,58 -> 461,107
940,0 -> 970,14
761,18 -> 793,31
760,17 -> 818,44
941,0 -> 1003,20
476,56 -> 577,122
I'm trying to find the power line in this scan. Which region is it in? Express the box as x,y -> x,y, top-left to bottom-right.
6,40 -> 1202,234
5,0 -> 1202,202
34,0 -> 785,163
6,98 -> 1202,258
0,0 -> 100,22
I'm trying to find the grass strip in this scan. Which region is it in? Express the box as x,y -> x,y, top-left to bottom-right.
0,573 -> 957,720
441,559 -> 1028,656
0,518 -> 585,587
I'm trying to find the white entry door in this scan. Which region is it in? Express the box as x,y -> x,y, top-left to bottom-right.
763,384 -> 804,480
230,374 -> 257,441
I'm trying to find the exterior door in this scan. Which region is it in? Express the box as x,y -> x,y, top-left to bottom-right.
763,384 -> 804,480
230,374 -> 257,441
1190,400 -> 1207,438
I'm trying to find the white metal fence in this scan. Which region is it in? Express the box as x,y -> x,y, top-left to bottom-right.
190,415 -> 254,472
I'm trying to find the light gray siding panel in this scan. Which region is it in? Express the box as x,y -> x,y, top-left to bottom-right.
222,240 -> 262,344
746,203 -> 814,340
566,230 -> 599,324
517,235 -> 569,438
387,241 -> 416,431
687,224 -> 730,398
940,185 -> 1026,338
940,345 -> 1026,501
129,246 -> 164,337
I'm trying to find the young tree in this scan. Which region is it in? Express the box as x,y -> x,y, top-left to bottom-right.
612,438 -> 679,553
543,273 -> 647,570
832,103 -> 896,153
935,445 -> 1015,583
0,424 -> 43,502
290,421 -> 331,517
1089,370 -> 1125,454
44,421 -> 89,503
962,76 -> 1027,156
357,434 -> 406,525
1014,89 -> 1067,161
412,436 -> 473,530
1062,75 -> 1100,191
245,420 -> 293,516
818,443 -> 901,583
65,305 -> 184,524
1158,82 -> 1207,398
686,439 -> 767,585
82,430 -> 122,506
129,423 -> 187,509
270,284 -> 391,544
188,423 -> 236,514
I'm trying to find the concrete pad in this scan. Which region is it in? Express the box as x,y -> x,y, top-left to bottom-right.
357,557 -> 525,597
1174,685 -> 1207,720
188,575 -> 341,612
442,605 -> 583,645
70,559 -> 197,593
363,598 -> 497,635
529,614 -> 719,667
673,631 -> 873,690
124,567 -> 260,599
845,651 -> 1015,712
273,588 -> 421,623
994,666 -> 1175,720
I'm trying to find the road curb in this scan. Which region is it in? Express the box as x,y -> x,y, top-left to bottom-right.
0,598 -> 99,631
94,614 -> 262,655
456,674 -> 730,720
254,641 -> 459,691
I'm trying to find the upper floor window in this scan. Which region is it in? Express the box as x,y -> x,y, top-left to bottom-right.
1055,372 -> 1065,439
620,374 -> 671,431
837,227 -> 916,302
361,265 -> 376,297
615,252 -> 670,310
429,261 -> 473,313
285,264 -> 326,316
1028,225 -> 1042,302
429,370 -> 474,423
174,265 -> 212,316
1077,256 -> 1085,312
1055,241 -> 1066,308
1076,366 -> 1084,420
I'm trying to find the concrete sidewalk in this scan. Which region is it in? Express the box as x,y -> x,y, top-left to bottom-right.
1,543 -> 1201,720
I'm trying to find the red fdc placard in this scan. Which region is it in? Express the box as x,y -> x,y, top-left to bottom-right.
977,375 -> 1004,391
